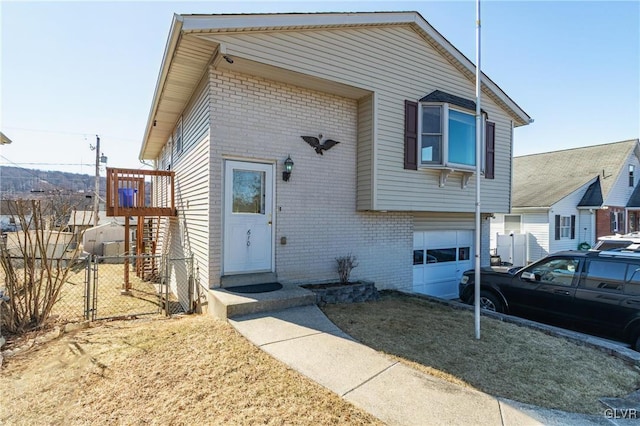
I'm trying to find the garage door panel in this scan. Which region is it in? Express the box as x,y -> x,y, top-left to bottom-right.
426,230 -> 457,248
413,230 -> 474,300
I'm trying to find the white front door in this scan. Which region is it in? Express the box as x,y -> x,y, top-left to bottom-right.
223,161 -> 274,274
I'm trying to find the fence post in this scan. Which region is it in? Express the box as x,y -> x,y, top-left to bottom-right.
188,255 -> 194,313
84,256 -> 91,320
165,258 -> 170,316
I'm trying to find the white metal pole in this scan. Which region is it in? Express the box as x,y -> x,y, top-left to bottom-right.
474,0 -> 482,340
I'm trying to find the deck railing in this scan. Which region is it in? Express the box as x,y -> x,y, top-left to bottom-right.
106,168 -> 176,217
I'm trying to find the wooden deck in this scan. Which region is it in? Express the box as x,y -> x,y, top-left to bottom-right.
105,167 -> 176,290
106,167 -> 176,217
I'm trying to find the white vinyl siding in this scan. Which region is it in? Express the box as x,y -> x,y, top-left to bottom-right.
414,212 -> 475,231
604,151 -> 640,207
174,75 -> 210,164
202,25 -> 516,213
169,136 -> 211,291
158,78 -> 212,294
357,94 -> 374,210
522,212 -> 549,263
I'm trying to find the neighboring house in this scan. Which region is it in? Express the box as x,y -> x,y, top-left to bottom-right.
136,12 -> 530,301
491,139 -> 640,264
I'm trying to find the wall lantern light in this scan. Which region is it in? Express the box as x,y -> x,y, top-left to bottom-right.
283,156 -> 294,181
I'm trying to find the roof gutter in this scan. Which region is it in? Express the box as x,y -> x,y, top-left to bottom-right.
139,14 -> 184,161
409,13 -> 531,127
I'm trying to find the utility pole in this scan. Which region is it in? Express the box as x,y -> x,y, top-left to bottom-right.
94,135 -> 100,227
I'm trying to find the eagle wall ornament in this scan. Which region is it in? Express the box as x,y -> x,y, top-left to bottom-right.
301,134 -> 340,155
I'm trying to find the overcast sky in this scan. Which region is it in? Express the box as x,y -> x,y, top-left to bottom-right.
1,0 -> 639,174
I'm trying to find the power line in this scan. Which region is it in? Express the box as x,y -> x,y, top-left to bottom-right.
3,126 -> 139,143
0,162 -> 94,167
0,155 -> 96,193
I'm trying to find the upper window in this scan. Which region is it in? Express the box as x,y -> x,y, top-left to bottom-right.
174,118 -> 183,156
404,91 -> 494,177
560,216 -> 571,239
610,211 -> 625,233
554,214 -> 575,240
420,104 -> 477,169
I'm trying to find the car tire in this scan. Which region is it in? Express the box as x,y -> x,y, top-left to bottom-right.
633,334 -> 640,352
480,290 -> 504,313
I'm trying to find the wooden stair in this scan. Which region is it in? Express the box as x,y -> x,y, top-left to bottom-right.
135,216 -> 163,282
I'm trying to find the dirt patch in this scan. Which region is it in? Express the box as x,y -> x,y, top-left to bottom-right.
1,315 -> 381,425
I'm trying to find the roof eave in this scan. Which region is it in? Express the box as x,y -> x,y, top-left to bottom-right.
408,14 -> 531,127
181,11 -> 531,126
139,11 -> 532,158
139,14 -> 184,161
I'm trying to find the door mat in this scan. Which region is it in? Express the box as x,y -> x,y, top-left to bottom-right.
226,282 -> 283,294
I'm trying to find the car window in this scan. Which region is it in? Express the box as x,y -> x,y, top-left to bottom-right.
528,258 -> 578,286
583,260 -> 625,292
624,264 -> 640,295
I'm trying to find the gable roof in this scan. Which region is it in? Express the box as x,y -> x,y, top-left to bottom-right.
513,139 -> 640,208
140,11 -> 531,160
627,183 -> 640,208
577,178 -> 603,207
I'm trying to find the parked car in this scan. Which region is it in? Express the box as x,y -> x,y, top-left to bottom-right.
459,250 -> 640,351
592,232 -> 640,251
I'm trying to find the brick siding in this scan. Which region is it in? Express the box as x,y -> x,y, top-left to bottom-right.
208,68 -> 413,290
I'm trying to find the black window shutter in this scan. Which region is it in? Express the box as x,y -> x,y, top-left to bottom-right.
404,100 -> 418,170
570,215 -> 576,239
610,212 -> 616,232
485,121 -> 495,179
554,215 -> 561,240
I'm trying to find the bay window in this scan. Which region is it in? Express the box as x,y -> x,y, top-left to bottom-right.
420,103 -> 477,168
404,90 -> 495,181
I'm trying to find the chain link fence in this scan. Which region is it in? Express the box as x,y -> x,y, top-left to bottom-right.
1,254 -> 194,327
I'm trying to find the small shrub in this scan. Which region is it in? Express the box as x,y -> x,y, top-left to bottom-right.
336,254 -> 358,285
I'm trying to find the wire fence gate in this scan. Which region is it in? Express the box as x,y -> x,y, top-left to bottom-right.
43,255 -> 194,323
86,255 -> 193,321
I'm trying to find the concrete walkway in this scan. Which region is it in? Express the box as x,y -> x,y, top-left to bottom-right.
229,305 -> 620,426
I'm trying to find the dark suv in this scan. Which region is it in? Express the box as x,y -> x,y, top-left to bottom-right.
459,250 -> 640,351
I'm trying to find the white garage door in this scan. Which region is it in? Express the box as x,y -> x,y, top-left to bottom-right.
413,230 -> 474,299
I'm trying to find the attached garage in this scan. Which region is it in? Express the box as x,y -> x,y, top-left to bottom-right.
413,230 -> 474,299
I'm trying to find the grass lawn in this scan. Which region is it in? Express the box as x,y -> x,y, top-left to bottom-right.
0,315 -> 381,425
322,291 -> 640,415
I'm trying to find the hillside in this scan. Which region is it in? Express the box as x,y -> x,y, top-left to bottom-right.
0,166 -> 104,198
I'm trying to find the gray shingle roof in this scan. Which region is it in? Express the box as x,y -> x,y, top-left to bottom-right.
513,139 -> 639,208
577,178 -> 603,207
420,90 -> 477,111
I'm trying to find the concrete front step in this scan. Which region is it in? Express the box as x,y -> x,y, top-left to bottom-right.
220,272 -> 278,288
207,283 -> 316,319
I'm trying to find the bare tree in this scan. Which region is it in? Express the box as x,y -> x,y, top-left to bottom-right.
0,199 -> 87,333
